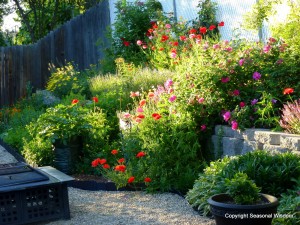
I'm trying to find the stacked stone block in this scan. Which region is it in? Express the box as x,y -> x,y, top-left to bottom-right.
212,125 -> 300,157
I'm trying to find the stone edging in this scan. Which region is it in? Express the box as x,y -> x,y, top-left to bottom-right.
212,125 -> 300,157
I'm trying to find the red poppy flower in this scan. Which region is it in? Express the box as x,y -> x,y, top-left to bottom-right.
136,151 -> 146,158
209,25 -> 216,30
180,36 -> 187,41
283,88 -> 294,95
148,92 -> 155,98
139,99 -> 146,107
99,159 -> 106,165
196,34 -> 202,40
159,47 -> 164,51
102,164 -> 110,169
218,21 -> 224,27
161,35 -> 169,42
118,158 -> 125,163
137,114 -> 145,119
92,97 -> 98,103
152,113 -> 162,120
91,158 -> 101,167
144,177 -> 151,183
189,28 -> 197,34
115,165 -> 126,172
123,41 -> 130,46
111,149 -> 118,155
172,41 -> 179,46
72,99 -> 79,104
199,27 -> 207,34
128,176 -> 135,183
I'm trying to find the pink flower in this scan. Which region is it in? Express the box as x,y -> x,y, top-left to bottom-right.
276,59 -> 283,64
221,77 -> 230,83
201,124 -> 206,131
253,71 -> 261,80
169,95 -> 177,102
136,40 -> 142,46
251,99 -> 258,105
165,24 -> 171,29
225,47 -> 233,52
142,45 -> 147,49
263,44 -> 271,53
231,120 -> 238,130
239,102 -> 246,108
213,44 -> 220,49
123,113 -> 131,118
233,90 -> 240,96
223,111 -> 231,122
136,107 -> 144,113
164,79 -> 173,88
239,58 -> 245,66
170,52 -> 177,58
197,97 -> 205,104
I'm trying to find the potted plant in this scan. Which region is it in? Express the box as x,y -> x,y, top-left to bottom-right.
31,100 -> 93,174
208,172 -> 279,225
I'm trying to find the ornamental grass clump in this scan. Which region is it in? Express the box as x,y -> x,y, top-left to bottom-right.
280,98 -> 300,134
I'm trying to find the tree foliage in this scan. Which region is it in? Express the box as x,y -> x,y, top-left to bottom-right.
2,0 -> 101,44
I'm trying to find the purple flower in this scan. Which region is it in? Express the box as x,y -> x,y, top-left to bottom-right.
223,111 -> 231,122
168,95 -> 177,102
239,58 -> 245,66
251,99 -> 258,105
201,124 -> 206,131
164,79 -> 173,89
253,71 -> 261,80
271,99 -> 277,104
231,120 -> 238,130
221,77 -> 230,83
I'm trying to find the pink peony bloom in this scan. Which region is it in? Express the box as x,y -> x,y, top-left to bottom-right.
201,124 -> 206,131
223,111 -> 231,122
253,71 -> 261,80
231,120 -> 238,130
263,44 -> 271,53
165,79 -> 173,88
213,44 -> 220,49
136,40 -> 143,46
170,52 -> 177,58
123,113 -> 131,118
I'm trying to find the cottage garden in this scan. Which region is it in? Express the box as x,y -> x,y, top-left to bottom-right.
0,0 -> 300,224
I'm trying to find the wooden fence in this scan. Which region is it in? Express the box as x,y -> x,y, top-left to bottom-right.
0,0 -> 110,107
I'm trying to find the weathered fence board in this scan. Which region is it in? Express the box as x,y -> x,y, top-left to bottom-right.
0,0 -> 110,108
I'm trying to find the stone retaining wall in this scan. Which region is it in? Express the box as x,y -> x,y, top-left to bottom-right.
212,125 -> 300,157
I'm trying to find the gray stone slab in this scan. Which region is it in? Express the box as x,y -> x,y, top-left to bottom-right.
280,134 -> 300,151
254,131 -> 281,145
0,145 -> 18,164
241,141 -> 257,154
222,137 -> 244,156
263,144 -> 290,153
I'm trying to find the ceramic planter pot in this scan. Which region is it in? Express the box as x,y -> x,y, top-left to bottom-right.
208,193 -> 279,225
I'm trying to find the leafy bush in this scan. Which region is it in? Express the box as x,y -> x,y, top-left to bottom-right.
22,98 -> 111,171
280,99 -> 300,134
186,151 -> 300,216
46,63 -> 90,98
224,172 -> 260,205
92,78 -> 204,193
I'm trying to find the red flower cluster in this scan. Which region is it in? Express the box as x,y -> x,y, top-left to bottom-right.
283,88 -> 294,95
91,158 -> 107,167
136,151 -> 146,158
115,164 -> 126,172
111,149 -> 118,155
152,113 -> 162,120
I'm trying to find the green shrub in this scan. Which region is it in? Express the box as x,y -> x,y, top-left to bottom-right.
46,63 -> 90,98
186,151 -> 300,216
224,172 -> 260,205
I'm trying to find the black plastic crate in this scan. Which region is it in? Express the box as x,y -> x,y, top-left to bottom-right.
0,183 -> 70,225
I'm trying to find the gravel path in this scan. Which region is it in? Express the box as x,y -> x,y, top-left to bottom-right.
41,188 -> 216,225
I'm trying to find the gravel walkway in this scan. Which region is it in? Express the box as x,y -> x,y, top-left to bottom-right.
41,188 -> 216,225
0,145 -> 215,225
